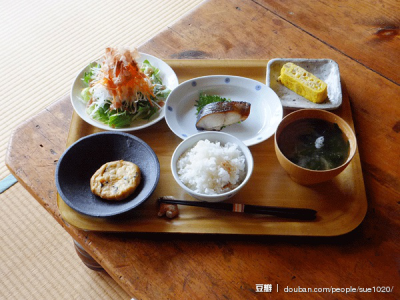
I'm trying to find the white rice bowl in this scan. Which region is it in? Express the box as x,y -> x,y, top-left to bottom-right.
177,139 -> 246,195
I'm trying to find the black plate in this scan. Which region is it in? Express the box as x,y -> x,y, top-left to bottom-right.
55,132 -> 160,217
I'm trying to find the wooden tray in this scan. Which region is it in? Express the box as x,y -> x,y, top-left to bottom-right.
57,59 -> 368,236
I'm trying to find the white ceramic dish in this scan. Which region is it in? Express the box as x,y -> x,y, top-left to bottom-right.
266,58 -> 342,110
164,75 -> 283,146
171,131 -> 254,202
70,53 -> 179,131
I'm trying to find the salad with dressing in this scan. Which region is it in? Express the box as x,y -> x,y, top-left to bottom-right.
80,47 -> 171,128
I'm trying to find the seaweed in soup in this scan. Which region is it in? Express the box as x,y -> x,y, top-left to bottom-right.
278,118 -> 350,170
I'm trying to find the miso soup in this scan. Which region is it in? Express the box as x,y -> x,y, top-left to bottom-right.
278,118 -> 350,170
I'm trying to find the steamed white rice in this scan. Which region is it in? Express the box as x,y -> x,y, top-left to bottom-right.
177,139 -> 246,195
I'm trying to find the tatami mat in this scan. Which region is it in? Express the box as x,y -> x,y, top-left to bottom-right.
0,185 -> 128,299
0,1 -> 203,299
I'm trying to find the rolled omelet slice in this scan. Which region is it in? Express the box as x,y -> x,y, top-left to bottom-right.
278,62 -> 328,103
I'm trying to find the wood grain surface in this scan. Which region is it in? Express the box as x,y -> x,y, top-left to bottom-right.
6,0 -> 400,299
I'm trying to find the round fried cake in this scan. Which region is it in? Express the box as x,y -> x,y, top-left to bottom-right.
90,160 -> 141,201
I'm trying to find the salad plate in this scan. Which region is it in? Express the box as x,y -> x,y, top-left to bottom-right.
71,52 -> 179,131
164,75 -> 283,146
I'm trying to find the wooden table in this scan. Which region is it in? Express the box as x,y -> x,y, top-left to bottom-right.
6,0 -> 399,299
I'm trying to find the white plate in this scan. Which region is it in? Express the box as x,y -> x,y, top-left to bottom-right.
70,53 -> 179,131
267,58 -> 342,110
164,75 -> 283,146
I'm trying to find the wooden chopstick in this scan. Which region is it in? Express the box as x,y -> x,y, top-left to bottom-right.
158,197 -> 317,221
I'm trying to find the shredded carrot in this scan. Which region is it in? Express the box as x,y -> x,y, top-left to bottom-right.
94,48 -> 155,110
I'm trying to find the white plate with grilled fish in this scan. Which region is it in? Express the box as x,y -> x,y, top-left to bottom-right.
164,75 -> 283,146
266,58 -> 342,110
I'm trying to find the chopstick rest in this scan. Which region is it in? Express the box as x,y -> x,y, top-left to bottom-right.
158,197 -> 317,221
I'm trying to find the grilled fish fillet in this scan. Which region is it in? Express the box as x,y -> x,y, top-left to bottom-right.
196,101 -> 251,131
